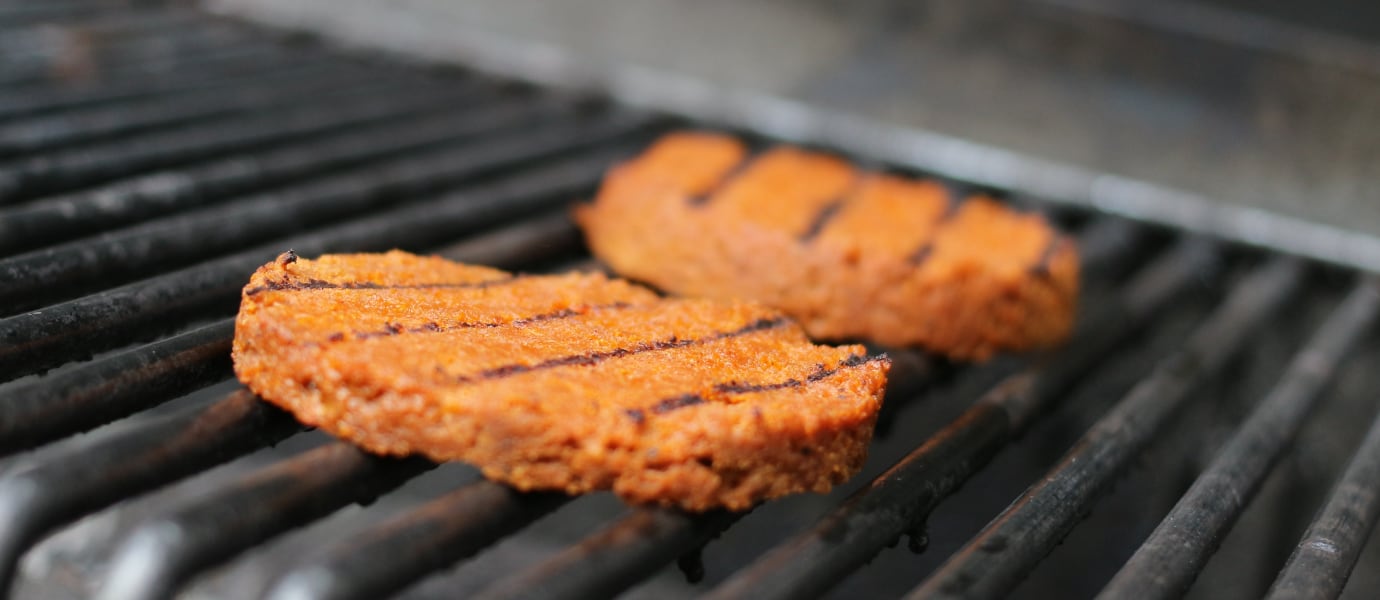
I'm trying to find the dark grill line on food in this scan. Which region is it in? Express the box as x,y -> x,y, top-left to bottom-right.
905,187 -> 967,265
244,275 -> 519,296
687,153 -> 757,207
330,302 -> 636,343
632,354 -> 883,420
907,243 -> 935,265
940,182 -> 967,221
713,354 -> 876,394
453,316 -> 790,384
1029,235 -> 1064,278
798,175 -> 863,243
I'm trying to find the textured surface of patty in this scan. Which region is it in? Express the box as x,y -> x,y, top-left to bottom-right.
232,251 -> 890,511
575,132 -> 1081,360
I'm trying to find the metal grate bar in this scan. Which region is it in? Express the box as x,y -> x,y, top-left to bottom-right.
0,1 -> 147,27
0,53 -> 338,123
0,211 -> 589,458
0,320 -> 234,456
97,442 -> 435,600
263,481 -> 570,600
705,237 -> 1221,600
0,40 -> 338,120
0,60 -> 414,157
477,508 -> 742,600
1266,394 -> 1380,600
905,256 -> 1307,600
0,30 -> 297,90
0,99 -> 625,312
0,389 -> 301,593
0,77 -> 486,204
0,82 -> 505,254
1098,280 -> 1380,599
0,138 -> 651,381
432,210 -> 585,268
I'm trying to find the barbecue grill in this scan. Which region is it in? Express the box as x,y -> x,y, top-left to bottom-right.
3,2 -> 1380,599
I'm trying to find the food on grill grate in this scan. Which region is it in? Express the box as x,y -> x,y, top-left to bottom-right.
232,250 -> 890,510
576,132 -> 1081,360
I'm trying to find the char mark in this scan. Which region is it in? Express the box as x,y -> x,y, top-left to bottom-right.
648,354 -> 884,416
330,303 -> 631,344
687,154 -> 755,207
453,316 -> 790,384
799,200 -> 846,242
1029,235 -> 1064,279
799,175 -> 863,243
908,243 -> 935,265
651,393 -> 706,414
939,182 -> 966,221
246,275 -> 519,296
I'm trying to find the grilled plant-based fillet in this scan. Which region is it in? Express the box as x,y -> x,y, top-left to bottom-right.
232,251 -> 890,511
575,132 -> 1080,360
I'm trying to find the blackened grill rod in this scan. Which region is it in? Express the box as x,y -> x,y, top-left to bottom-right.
0,81 -> 500,253
905,256 -> 1306,600
0,390 -> 301,595
0,135 -> 652,381
0,53 -> 338,122
97,443 -> 435,600
0,98 -> 610,311
0,76 -> 487,204
0,42 -> 336,120
1098,280 -> 1380,599
0,60 -> 412,157
0,211 -> 584,457
1266,392 -> 1380,600
476,509 -> 742,600
0,320 -> 234,456
0,32 -> 291,90
424,218 -> 1156,600
263,481 -> 571,600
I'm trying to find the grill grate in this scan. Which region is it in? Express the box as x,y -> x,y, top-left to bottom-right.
2,3 -> 1379,600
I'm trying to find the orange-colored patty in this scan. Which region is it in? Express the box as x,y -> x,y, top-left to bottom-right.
575,132 -> 1080,360
232,250 -> 890,511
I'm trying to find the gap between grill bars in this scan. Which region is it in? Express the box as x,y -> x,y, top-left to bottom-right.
2,2 -> 1379,600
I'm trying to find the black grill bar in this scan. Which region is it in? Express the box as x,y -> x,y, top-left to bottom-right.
0,212 -> 592,458
97,443 -> 435,600
0,136 -> 650,380
0,99 -> 626,311
1098,280 -> 1380,599
703,238 -> 1218,600
0,84 -> 511,253
433,210 -> 585,267
263,482 -> 570,600
0,52 -> 339,124
0,390 -> 300,594
905,256 -> 1306,600
0,60 -> 410,157
0,77 -> 491,204
0,31 -> 294,90
476,509 -> 742,600
0,319 -> 234,457
1266,396 -> 1380,599
0,1 -> 152,27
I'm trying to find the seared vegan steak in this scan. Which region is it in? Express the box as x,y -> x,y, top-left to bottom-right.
232,251 -> 890,510
576,132 -> 1081,360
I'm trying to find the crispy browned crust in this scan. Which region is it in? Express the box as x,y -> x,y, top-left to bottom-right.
575,132 -> 1080,360
232,250 -> 890,511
